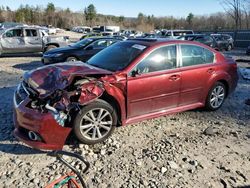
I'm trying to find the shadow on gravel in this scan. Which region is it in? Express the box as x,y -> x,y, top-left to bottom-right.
0,53 -> 42,58
13,61 -> 44,71
0,143 -> 46,155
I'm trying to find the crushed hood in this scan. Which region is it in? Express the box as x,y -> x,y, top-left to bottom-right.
23,62 -> 112,98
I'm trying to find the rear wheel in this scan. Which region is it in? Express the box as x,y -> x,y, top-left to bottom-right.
66,56 -> 78,62
205,82 -> 226,111
73,100 -> 117,144
227,44 -> 232,51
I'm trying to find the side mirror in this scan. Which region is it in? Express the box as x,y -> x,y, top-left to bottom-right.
85,46 -> 93,50
130,69 -> 140,77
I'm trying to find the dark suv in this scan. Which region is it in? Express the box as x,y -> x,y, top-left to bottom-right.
211,34 -> 234,51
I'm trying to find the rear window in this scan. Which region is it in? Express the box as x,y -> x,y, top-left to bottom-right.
4,29 -> 22,37
181,44 -> 215,67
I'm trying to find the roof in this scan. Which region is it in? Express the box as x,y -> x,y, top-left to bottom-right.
127,38 -> 184,47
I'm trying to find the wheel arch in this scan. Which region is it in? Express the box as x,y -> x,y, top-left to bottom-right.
216,79 -> 229,97
45,43 -> 60,48
99,91 -> 122,126
66,55 -> 79,61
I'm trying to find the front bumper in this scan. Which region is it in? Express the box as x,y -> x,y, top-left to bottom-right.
13,89 -> 71,150
42,56 -> 64,65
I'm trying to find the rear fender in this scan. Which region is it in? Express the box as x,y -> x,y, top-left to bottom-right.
205,70 -> 231,101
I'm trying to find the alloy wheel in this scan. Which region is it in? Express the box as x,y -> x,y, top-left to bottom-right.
209,85 -> 225,109
79,108 -> 113,141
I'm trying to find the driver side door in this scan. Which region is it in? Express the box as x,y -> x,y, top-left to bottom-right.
127,45 -> 181,118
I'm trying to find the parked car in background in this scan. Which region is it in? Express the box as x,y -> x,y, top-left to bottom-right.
14,38 -> 238,150
72,26 -> 92,33
0,26 -> 69,56
80,33 -> 102,40
246,45 -> 250,55
211,34 -> 234,51
42,37 -> 121,64
177,34 -> 229,51
163,30 -> 194,39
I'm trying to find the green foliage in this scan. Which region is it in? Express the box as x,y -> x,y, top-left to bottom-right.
186,13 -> 194,25
46,3 -> 55,13
84,4 -> 97,25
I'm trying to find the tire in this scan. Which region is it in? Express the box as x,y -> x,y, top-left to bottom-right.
44,45 -> 57,52
66,56 -> 78,62
205,82 -> 226,111
227,44 -> 232,51
73,99 -> 118,144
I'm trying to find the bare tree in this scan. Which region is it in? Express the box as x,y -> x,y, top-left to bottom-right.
220,0 -> 248,29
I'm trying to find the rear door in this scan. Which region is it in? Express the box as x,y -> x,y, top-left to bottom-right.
24,28 -> 42,52
179,44 -> 216,106
127,45 -> 181,118
1,28 -> 25,53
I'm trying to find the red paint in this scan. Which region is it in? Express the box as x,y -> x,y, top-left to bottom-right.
13,40 -> 238,150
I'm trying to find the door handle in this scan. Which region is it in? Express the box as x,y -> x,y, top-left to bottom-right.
207,68 -> 215,74
169,74 -> 180,81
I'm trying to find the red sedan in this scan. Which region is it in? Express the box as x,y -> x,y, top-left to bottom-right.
13,39 -> 238,150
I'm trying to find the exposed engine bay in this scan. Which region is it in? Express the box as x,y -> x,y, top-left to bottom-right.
24,76 -> 105,127
19,63 -> 114,127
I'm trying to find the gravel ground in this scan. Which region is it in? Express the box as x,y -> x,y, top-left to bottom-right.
0,50 -> 249,188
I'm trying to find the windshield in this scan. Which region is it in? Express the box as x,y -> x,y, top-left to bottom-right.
70,38 -> 94,48
87,42 -> 148,72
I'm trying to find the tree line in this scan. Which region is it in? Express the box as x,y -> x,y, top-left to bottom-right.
0,1 -> 249,32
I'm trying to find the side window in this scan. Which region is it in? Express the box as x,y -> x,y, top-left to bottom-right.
204,36 -> 213,43
181,45 -> 214,67
91,40 -> 108,49
133,45 -> 177,74
4,29 -> 22,38
195,36 -> 206,43
165,32 -> 172,37
25,29 -> 38,37
107,39 -> 117,46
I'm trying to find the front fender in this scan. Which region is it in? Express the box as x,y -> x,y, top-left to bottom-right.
103,83 -> 126,125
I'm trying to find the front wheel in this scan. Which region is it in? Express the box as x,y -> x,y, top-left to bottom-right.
73,100 -> 117,144
44,45 -> 57,52
66,56 -> 78,62
205,82 -> 226,111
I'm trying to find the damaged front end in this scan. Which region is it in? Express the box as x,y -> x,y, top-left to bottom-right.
13,63 -> 110,150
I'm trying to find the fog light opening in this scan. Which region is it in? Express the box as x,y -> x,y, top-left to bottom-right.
28,131 -> 39,141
